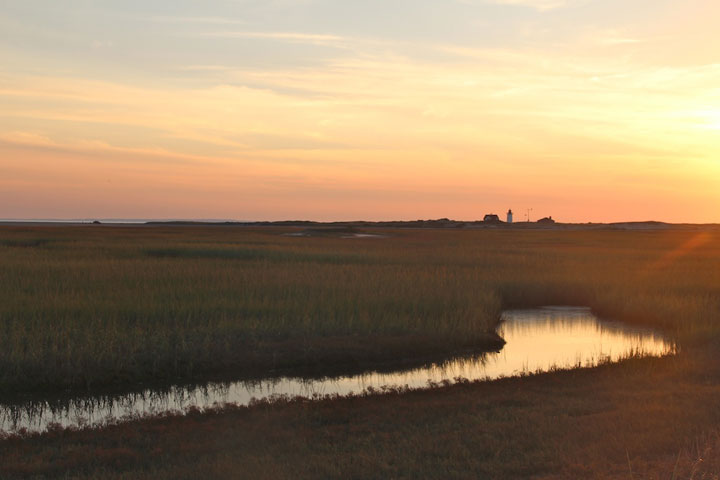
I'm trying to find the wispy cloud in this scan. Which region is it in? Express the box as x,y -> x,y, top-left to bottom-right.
0,130 -> 218,166
0,131 -> 57,148
587,28 -> 647,47
178,65 -> 234,72
459,0 -> 586,11
147,16 -> 247,25
198,31 -> 348,48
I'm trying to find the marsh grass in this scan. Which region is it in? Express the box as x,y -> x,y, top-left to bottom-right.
144,246 -> 368,264
2,351 -> 719,480
0,226 -> 718,394
0,238 -> 54,248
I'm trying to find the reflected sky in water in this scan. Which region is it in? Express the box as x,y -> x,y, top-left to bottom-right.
0,307 -> 674,433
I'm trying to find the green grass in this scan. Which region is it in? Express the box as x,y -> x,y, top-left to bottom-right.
0,226 -> 718,394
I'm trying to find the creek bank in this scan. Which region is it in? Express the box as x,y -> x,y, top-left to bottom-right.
0,331 -> 505,404
1,308 -> 673,434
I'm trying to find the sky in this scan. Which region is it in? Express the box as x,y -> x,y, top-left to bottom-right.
1,0 -> 719,222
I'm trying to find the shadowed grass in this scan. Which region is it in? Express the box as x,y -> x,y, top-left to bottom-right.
144,246 -> 369,264
1,348 -> 719,479
0,238 -> 53,248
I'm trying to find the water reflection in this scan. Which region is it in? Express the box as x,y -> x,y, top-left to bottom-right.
0,307 -> 674,433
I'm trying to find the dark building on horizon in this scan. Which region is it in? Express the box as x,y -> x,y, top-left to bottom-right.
483,214 -> 501,223
537,216 -> 556,224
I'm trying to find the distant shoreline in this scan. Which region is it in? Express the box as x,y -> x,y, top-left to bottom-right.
0,219 -> 718,230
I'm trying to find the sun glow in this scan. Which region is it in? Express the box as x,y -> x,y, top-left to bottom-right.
699,110 -> 720,130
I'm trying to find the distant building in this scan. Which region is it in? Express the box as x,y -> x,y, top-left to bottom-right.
537,216 -> 556,224
483,214 -> 501,223
506,209 -> 513,224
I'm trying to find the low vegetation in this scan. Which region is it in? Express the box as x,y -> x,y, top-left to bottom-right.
2,348 -> 719,479
0,226 -> 718,394
1,225 -> 719,478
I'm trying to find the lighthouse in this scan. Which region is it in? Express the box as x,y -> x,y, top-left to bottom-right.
507,209 -> 513,223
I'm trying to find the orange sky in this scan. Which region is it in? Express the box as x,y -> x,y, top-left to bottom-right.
1,0 -> 718,222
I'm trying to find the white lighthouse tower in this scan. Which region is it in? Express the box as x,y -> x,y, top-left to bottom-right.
507,209 -> 513,223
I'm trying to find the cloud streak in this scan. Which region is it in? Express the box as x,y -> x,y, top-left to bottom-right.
197,31 -> 349,48
460,0 -> 586,11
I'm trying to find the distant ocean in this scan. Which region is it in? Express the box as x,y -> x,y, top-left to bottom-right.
0,219 -> 239,224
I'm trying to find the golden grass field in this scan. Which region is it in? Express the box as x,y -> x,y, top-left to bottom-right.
1,225 -> 719,478
1,225 -> 718,393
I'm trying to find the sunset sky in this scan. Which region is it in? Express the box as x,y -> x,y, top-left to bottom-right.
1,0 -> 719,222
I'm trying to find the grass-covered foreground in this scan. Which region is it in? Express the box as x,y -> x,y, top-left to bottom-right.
0,225 -> 719,394
2,346 -> 719,479
1,225 -> 720,478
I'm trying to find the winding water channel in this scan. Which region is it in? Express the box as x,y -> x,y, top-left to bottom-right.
0,307 -> 674,434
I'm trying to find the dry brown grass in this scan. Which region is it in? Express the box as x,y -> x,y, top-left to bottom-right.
1,226 -> 719,394
1,346 -> 718,479
1,226 -> 719,478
